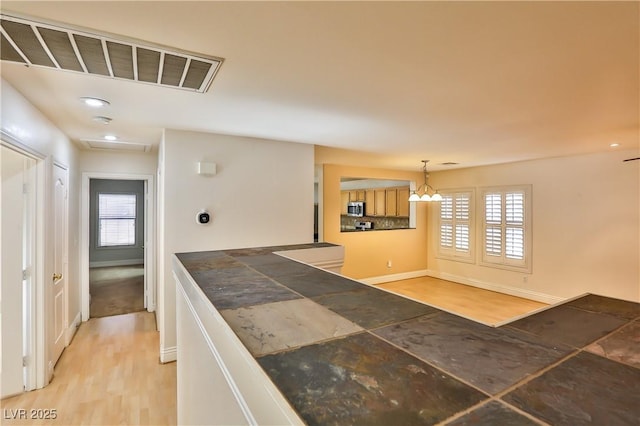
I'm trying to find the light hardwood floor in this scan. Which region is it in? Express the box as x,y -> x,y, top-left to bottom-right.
1,312 -> 176,425
377,276 -> 548,326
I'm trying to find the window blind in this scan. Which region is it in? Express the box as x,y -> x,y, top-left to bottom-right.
98,193 -> 136,247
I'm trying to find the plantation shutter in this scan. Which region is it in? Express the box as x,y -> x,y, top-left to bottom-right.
440,195 -> 454,249
454,193 -> 470,252
98,193 -> 137,246
505,191 -> 525,260
482,186 -> 530,270
484,193 -> 502,257
438,190 -> 473,260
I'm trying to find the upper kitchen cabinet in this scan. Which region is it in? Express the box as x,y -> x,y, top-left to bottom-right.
374,189 -> 386,216
350,190 -> 365,202
340,191 -> 350,215
385,189 -> 397,216
397,187 -> 410,217
365,190 -> 376,216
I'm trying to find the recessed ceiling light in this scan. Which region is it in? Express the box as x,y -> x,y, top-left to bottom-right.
92,116 -> 112,125
81,97 -> 110,108
104,135 -> 117,141
610,143 -> 620,148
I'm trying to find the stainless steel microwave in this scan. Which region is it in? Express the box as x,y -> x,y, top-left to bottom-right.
347,201 -> 365,217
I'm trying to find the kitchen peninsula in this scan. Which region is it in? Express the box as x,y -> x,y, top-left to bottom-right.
173,244 -> 640,425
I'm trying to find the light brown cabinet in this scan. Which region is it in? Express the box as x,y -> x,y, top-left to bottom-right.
365,190 -> 376,216
341,191 -> 350,215
385,189 -> 397,216
374,189 -> 386,216
341,186 -> 410,217
350,190 -> 365,202
397,187 -> 410,217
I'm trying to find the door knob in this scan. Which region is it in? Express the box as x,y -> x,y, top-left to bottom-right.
52,273 -> 63,281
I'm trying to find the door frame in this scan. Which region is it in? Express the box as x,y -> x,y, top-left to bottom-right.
1,135 -> 46,391
80,172 -> 155,321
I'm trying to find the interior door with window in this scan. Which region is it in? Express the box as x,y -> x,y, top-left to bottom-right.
51,163 -> 68,367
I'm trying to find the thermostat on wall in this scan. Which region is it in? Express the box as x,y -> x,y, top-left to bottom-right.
196,210 -> 211,225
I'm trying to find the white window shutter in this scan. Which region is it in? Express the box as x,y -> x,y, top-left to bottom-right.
455,224 -> 470,252
481,186 -> 531,271
438,190 -> 473,261
440,224 -> 453,248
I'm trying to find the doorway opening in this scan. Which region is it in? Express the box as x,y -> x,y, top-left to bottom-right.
81,173 -> 155,322
89,179 -> 145,318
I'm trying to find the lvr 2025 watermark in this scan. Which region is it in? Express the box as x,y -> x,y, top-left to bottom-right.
3,409 -> 58,420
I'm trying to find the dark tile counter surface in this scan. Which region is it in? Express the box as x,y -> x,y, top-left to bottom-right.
175,245 -> 640,426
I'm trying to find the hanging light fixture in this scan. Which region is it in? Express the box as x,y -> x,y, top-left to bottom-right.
409,160 -> 442,202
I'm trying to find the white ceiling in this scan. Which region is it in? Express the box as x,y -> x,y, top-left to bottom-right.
1,1 -> 638,171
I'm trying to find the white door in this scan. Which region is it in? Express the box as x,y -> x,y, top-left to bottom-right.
51,164 -> 68,367
1,146 -> 34,398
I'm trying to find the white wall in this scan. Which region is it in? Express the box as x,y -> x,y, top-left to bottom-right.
79,150 -> 158,175
158,129 -> 315,360
428,149 -> 640,303
1,78 -> 80,386
1,80 -> 76,164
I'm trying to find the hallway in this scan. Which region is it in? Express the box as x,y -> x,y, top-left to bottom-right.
1,312 -> 176,425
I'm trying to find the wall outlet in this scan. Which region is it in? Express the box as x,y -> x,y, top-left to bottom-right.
387,260 -> 392,268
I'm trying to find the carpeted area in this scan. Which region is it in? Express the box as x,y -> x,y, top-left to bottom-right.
90,265 -> 145,318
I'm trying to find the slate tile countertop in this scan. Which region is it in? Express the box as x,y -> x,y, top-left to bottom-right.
176,245 -> 640,426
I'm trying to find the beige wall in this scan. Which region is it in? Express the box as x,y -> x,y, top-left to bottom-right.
320,149 -> 639,304
321,163 -> 429,279
158,129 -> 315,359
79,150 -> 158,175
428,149 -> 639,303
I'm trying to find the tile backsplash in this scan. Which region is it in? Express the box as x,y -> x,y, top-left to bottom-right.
340,215 -> 410,231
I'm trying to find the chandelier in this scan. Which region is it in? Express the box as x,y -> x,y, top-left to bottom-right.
408,160 -> 442,202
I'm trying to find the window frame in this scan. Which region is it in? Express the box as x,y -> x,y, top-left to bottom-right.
96,192 -> 138,248
436,188 -> 475,264
479,185 -> 532,273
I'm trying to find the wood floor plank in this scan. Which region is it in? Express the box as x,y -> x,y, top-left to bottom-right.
377,276 -> 548,326
0,312 -> 176,425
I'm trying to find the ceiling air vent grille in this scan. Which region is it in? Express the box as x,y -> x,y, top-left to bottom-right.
0,13 -> 223,93
82,139 -> 151,153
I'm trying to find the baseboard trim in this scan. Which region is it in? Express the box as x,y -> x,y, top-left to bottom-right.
65,312 -> 82,345
424,270 -> 564,304
359,269 -> 563,305
359,270 -> 430,285
90,259 -> 144,268
160,345 -> 177,363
